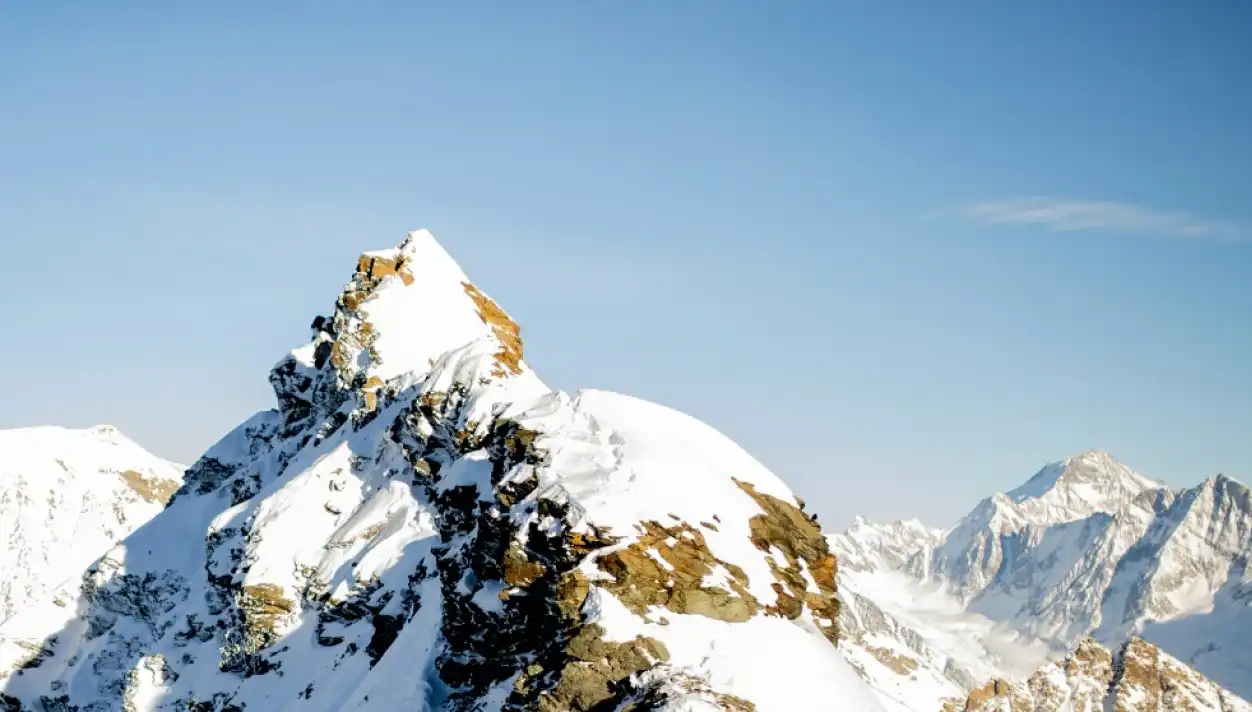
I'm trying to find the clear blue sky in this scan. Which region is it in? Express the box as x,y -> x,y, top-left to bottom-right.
3,2 -> 1250,529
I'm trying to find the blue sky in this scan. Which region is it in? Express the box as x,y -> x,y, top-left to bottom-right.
3,2 -> 1250,529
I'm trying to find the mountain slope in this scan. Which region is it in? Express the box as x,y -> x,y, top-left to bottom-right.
950,637 -> 1252,712
837,452 -> 1252,703
0,230 -> 882,711
837,576 -> 984,712
834,566 -> 1053,712
0,425 -> 184,623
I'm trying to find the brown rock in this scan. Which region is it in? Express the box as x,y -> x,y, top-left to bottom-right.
462,281 -> 524,377
862,643 -> 920,676
118,469 -> 181,505
594,520 -> 761,623
733,478 -> 841,642
503,541 -> 547,588
522,623 -> 669,712
237,583 -> 296,652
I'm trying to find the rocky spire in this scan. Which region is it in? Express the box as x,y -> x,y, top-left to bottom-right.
269,229 -> 543,436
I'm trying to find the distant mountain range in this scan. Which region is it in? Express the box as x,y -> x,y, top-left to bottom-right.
835,450 -> 1252,709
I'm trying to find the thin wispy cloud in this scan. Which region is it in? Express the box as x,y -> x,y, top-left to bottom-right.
952,197 -> 1252,243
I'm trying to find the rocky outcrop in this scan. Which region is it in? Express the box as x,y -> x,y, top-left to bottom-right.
595,519 -> 759,622
953,637 -> 1251,712
118,469 -> 181,505
461,281 -> 524,378
736,479 -> 840,642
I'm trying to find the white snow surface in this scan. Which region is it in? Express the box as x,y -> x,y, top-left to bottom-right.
0,424 -> 184,622
0,230 -> 883,711
537,390 -> 880,710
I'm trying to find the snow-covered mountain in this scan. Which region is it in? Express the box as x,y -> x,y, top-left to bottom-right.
0,425 -> 184,623
836,450 -> 1252,705
0,230 -> 884,711
836,518 -> 942,575
833,517 -> 1039,710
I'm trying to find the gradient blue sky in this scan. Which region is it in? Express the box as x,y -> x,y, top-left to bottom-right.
3,2 -> 1250,529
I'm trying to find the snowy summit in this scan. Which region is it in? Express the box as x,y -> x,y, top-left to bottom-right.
0,424 -> 184,623
0,230 -> 882,711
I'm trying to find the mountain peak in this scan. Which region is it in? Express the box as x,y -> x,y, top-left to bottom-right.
1006,450 -> 1161,518
270,229 -> 545,430
86,423 -> 122,439
1197,473 -> 1252,519
1070,447 -> 1117,462
1203,472 -> 1247,490
0,424 -> 184,621
0,227 -> 887,711
331,228 -> 527,383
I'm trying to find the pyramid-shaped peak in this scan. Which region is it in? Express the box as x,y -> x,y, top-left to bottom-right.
1197,472 -> 1251,512
1202,472 -> 1247,489
271,229 -> 542,426
342,229 -> 527,381
1058,450 -> 1156,484
358,228 -> 460,282
1067,449 -> 1122,466
1005,449 -> 1163,519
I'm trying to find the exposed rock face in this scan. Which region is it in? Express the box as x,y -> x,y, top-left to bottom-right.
595,520 -> 760,623
953,637 -> 1251,712
0,230 -> 881,711
461,282 -> 524,378
0,425 -> 184,623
